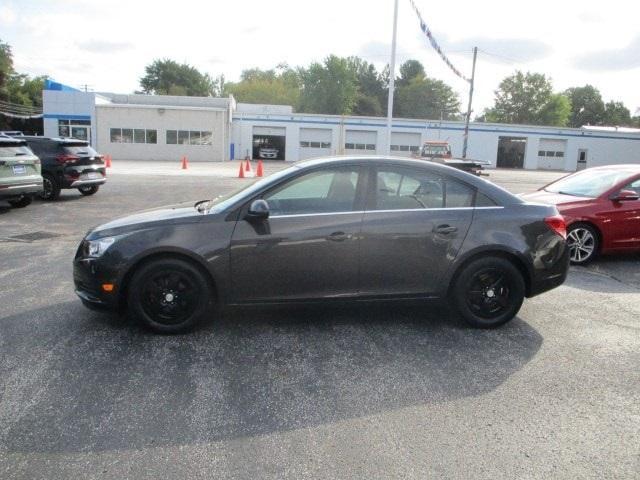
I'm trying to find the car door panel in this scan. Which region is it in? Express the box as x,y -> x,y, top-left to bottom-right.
359,166 -> 474,297
598,177 -> 640,250
229,165 -> 365,303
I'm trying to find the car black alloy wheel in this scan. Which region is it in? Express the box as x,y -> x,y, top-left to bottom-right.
78,185 -> 99,196
466,267 -> 511,318
451,256 -> 525,328
129,258 -> 212,333
39,174 -> 60,200
567,224 -> 598,264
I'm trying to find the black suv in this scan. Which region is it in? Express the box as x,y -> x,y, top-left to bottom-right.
22,136 -> 106,200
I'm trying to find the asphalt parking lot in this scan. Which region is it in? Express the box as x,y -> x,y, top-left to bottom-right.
0,163 -> 638,479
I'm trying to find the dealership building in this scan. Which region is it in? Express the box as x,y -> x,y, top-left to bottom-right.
42,80 -> 640,171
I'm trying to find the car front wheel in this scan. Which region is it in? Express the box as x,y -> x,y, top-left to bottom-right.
567,223 -> 599,264
128,258 -> 213,333
451,256 -> 525,328
39,174 -> 61,200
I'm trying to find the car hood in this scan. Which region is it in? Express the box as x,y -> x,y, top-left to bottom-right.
90,201 -> 206,236
520,190 -> 593,207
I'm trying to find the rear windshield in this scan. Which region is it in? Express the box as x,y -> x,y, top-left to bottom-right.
0,144 -> 33,156
63,144 -> 99,156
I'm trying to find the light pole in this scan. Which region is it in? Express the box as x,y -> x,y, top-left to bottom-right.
462,46 -> 477,159
385,0 -> 399,155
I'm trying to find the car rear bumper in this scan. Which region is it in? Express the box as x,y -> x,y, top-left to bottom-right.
0,179 -> 43,198
528,243 -> 570,297
69,178 -> 106,188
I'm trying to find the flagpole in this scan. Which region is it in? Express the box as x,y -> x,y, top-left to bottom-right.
386,0 -> 399,156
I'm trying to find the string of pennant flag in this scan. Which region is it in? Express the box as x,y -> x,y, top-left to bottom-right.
408,0 -> 470,83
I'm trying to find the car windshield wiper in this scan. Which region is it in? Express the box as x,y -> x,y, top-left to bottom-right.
557,190 -> 593,198
14,152 -> 27,156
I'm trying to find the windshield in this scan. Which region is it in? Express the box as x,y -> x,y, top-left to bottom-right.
545,169 -> 631,198
206,165 -> 300,213
63,145 -> 99,156
422,144 -> 450,156
0,144 -> 33,156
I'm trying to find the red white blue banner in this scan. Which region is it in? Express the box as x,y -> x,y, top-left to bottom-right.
408,0 -> 470,83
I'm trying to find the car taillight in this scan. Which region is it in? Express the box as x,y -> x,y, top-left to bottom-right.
545,215 -> 567,239
56,154 -> 79,164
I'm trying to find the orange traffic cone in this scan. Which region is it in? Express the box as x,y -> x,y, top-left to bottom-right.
181,156 -> 188,170
105,154 -> 112,168
244,159 -> 251,173
238,161 -> 245,178
256,160 -> 264,177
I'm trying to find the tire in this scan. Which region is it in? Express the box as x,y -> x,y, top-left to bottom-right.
78,185 -> 99,196
128,258 -> 213,334
567,223 -> 599,265
450,256 -> 525,328
7,195 -> 32,208
39,173 -> 61,200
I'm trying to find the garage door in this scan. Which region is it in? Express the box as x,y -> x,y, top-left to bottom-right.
391,132 -> 421,157
253,126 -> 286,161
345,130 -> 377,153
299,128 -> 333,160
537,139 -> 566,170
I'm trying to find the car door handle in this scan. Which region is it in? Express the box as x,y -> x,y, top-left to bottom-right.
327,231 -> 351,242
434,224 -> 458,234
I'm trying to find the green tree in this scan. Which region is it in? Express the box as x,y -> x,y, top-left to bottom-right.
564,85 -> 605,127
603,101 -> 632,126
298,55 -> 358,115
484,71 -> 570,126
140,59 -> 217,96
397,60 -> 425,87
347,57 -> 385,116
225,65 -> 300,106
395,75 -> 461,120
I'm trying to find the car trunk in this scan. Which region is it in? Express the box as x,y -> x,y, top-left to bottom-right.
60,143 -> 104,166
0,143 -> 40,179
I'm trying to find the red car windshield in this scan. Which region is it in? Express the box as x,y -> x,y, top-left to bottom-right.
545,169 -> 632,198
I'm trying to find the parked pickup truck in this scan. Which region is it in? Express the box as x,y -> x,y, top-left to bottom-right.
415,141 -> 489,176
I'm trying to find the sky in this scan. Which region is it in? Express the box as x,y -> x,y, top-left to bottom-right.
1,0 -> 639,117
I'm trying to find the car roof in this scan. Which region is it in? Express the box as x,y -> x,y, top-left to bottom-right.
0,135 -> 28,145
294,156 -> 522,205
21,135 -> 88,144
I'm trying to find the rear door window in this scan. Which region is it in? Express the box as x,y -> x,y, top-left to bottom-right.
373,166 -> 475,210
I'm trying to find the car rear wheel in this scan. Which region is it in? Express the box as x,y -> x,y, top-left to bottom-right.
7,195 -> 32,208
567,223 -> 599,264
128,258 -> 213,334
39,174 -> 61,200
451,257 -> 525,328
78,185 -> 99,196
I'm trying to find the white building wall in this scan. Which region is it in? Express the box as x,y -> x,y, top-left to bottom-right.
96,105 -> 229,161
42,90 -> 98,145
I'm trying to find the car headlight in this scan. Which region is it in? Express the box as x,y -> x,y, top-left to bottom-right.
85,237 -> 115,258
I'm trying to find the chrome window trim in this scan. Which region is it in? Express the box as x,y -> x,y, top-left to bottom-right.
268,206 -> 504,219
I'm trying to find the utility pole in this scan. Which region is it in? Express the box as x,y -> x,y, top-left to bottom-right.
462,46 -> 477,159
385,0 -> 399,156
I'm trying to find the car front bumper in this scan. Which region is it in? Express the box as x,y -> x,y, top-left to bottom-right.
73,256 -> 120,311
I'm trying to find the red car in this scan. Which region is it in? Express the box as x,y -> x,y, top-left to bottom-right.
522,165 -> 640,264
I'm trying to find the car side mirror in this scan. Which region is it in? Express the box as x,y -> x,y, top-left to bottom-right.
246,199 -> 270,219
611,189 -> 640,202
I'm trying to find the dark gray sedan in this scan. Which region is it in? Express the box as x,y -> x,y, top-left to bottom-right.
74,157 -> 569,333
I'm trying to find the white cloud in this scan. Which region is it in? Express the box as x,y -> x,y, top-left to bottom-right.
0,5 -> 17,25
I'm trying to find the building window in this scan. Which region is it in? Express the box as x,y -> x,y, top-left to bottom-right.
300,141 -> 310,147
58,119 -> 91,138
111,128 -> 158,144
555,151 -> 564,157
409,146 -> 419,153
166,130 -> 212,146
345,143 -> 355,149
390,145 -> 400,151
365,144 -> 376,150
321,142 -> 331,148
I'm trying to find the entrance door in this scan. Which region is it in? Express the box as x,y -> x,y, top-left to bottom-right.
229,165 -> 365,302
537,139 -> 566,170
496,137 -> 527,168
577,149 -> 588,171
